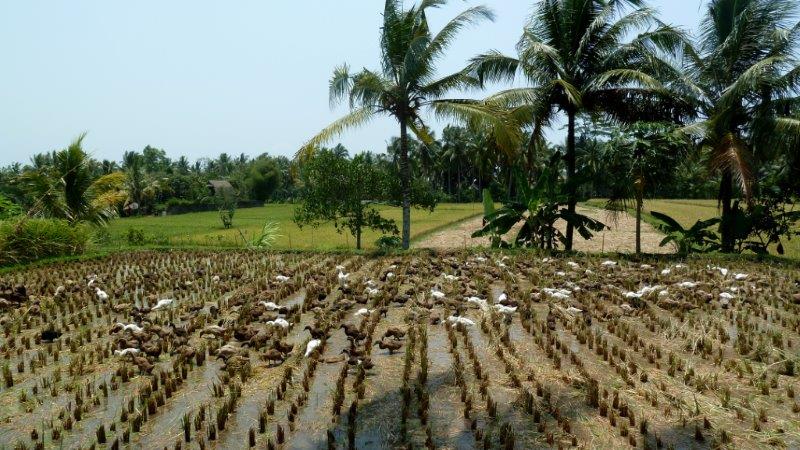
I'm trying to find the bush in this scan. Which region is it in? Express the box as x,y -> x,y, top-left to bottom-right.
0,218 -> 90,266
375,235 -> 402,251
126,228 -> 146,246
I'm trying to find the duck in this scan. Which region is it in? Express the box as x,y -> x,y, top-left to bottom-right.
275,275 -> 291,283
132,356 -> 154,373
340,324 -> 366,341
305,339 -> 322,357
374,339 -> 403,355
304,325 -> 327,340
113,323 -> 145,334
273,340 -> 294,354
152,298 -> 174,310
259,301 -> 288,313
95,287 -> 109,302
216,344 -> 241,361
40,328 -> 62,343
266,318 -> 291,329
383,327 -> 406,340
262,349 -> 286,366
354,308 -> 372,317
114,347 -> 140,356
447,316 -> 475,326
430,289 -> 445,300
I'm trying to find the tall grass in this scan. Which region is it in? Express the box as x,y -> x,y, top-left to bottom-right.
0,218 -> 90,266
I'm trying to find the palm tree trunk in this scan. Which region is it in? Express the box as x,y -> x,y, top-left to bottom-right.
399,120 -> 411,250
719,170 -> 734,253
635,196 -> 642,255
565,110 -> 577,251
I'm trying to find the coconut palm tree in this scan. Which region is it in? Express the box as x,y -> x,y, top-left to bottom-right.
17,134 -> 115,225
468,0 -> 689,250
680,0 -> 800,252
298,0 -> 517,249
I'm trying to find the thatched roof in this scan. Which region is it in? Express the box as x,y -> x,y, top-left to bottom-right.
207,180 -> 233,191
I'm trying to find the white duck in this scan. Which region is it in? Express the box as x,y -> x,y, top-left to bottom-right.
430,289 -> 445,300
275,275 -> 290,283
493,304 -> 517,314
465,296 -> 488,310
114,348 -> 140,356
116,323 -> 144,333
354,308 -> 372,317
259,301 -> 281,311
267,318 -> 291,329
95,287 -> 109,302
447,316 -> 475,326
305,339 -> 321,357
152,298 -> 174,310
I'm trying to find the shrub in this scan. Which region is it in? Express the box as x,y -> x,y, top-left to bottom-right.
0,218 -> 90,266
126,228 -> 146,246
375,235 -> 402,251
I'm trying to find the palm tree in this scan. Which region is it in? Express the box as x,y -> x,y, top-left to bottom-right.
680,0 -> 800,252
299,0 -> 516,249
18,134 -> 114,225
469,0 -> 689,250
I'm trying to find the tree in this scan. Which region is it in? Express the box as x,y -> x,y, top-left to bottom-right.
247,157 -> 282,202
469,0 -> 690,250
17,134 -> 115,225
299,0 -> 516,250
680,0 -> 800,252
294,150 -> 397,250
473,153 -> 605,249
604,122 -> 687,253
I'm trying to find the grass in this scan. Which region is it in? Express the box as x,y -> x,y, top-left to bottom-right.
584,198 -> 800,259
102,203 -> 483,251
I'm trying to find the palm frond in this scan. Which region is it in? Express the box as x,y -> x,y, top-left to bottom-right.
430,99 -> 522,153
709,132 -> 754,201
296,107 -> 378,161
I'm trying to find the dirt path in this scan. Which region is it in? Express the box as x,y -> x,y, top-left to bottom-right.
415,206 -> 673,254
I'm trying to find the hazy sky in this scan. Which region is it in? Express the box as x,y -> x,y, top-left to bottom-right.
0,1 -> 704,166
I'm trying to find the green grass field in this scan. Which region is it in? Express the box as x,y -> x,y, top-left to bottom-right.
585,198 -> 800,259
103,203 -> 483,251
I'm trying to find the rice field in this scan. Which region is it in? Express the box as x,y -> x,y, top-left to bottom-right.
0,251 -> 799,449
102,203 -> 483,251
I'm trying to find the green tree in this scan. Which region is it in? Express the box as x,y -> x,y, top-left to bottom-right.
295,150 -> 397,250
680,0 -> 800,252
299,0 -> 515,250
17,134 -> 114,225
604,122 -> 687,253
248,157 -> 282,202
469,0 -> 689,250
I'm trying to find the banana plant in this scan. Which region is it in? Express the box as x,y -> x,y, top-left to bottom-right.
473,153 -> 605,249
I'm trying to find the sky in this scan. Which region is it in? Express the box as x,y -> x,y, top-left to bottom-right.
0,1 -> 704,166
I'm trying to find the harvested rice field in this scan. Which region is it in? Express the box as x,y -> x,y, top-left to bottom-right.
0,251 -> 799,449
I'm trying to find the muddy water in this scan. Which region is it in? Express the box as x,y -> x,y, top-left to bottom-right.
134,359 -> 223,449
284,328 -> 351,450
425,320 -> 474,449
216,306 -> 318,449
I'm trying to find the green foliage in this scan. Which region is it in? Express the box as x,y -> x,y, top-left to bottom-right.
0,218 -> 90,266
473,153 -> 606,249
728,198 -> 800,255
0,194 -> 22,220
375,235 -> 402,251
301,0 -> 512,249
126,228 -> 146,246
248,221 -> 281,249
247,158 -> 282,202
650,211 -> 720,254
16,134 -> 115,225
294,150 -> 398,249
